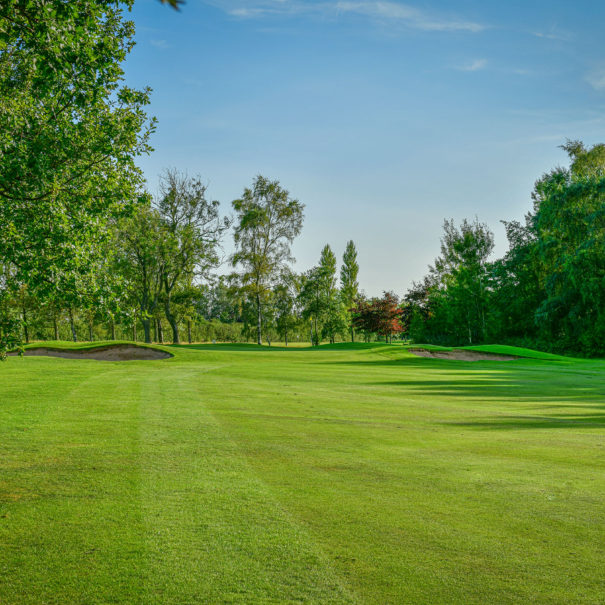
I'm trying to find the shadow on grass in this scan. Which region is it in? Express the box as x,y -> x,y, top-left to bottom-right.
337,353 -> 605,421
169,342 -> 605,428
445,413 -> 605,429
369,375 -> 605,407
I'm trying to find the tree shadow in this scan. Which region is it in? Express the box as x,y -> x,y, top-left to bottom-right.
169,343 -> 605,428
323,353 -> 605,427
445,413 -> 605,430
370,375 -> 605,403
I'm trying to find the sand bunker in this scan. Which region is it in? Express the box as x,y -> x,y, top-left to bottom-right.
408,348 -> 518,361
15,344 -> 172,361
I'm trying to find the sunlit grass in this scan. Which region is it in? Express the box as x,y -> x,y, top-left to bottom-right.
1,343 -> 603,603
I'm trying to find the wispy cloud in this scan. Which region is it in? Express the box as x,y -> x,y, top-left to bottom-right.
455,58 -> 487,72
150,39 -> 171,49
207,1 -> 486,33
586,67 -> 605,91
207,0 -> 307,18
532,28 -> 571,42
335,2 -> 485,32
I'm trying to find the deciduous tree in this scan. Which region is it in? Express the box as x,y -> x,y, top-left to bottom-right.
0,0 -> 153,355
231,176 -> 304,345
156,169 -> 228,343
352,292 -> 403,343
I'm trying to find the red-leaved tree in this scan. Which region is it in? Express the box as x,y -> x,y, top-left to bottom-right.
351,291 -> 403,343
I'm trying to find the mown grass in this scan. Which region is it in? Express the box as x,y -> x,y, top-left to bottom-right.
1,343 -> 604,603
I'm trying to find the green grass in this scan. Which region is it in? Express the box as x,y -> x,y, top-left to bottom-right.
1,342 -> 604,603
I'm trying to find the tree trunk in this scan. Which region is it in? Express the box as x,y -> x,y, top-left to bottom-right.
351,326 -> 354,343
142,318 -> 152,344
110,317 -> 116,340
53,314 -> 59,341
187,319 -> 192,344
132,319 -> 137,342
256,292 -> 262,346
22,304 -> 29,344
153,318 -> 158,343
157,318 -> 164,344
68,308 -> 77,342
285,328 -> 288,347
164,301 -> 180,344
88,321 -> 94,342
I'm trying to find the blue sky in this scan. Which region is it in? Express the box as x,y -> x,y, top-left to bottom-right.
124,0 -> 605,296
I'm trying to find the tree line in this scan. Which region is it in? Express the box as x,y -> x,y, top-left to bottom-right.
1,3 -> 603,357
3,163 -> 375,350
403,141 -> 605,357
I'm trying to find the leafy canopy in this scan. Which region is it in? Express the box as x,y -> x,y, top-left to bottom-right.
0,0 -> 154,302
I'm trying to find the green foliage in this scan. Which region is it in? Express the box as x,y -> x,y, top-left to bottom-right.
340,240 -> 360,341
158,0 -> 184,8
489,218 -> 542,343
317,244 -> 347,343
114,204 -> 164,343
0,310 -> 22,360
406,218 -> 494,346
299,245 -> 348,345
299,267 -> 324,346
529,146 -> 605,355
407,141 -> 605,356
0,0 -> 153,353
272,273 -> 301,346
155,169 -> 229,343
231,176 -> 304,345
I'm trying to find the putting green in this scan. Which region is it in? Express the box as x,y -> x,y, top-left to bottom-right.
1,342 -> 603,603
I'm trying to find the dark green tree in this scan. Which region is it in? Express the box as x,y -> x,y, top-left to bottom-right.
340,240 -> 360,342
115,205 -> 164,344
0,0 -> 153,355
319,245 -> 347,344
530,142 -> 605,354
273,273 -> 300,346
405,218 -> 494,346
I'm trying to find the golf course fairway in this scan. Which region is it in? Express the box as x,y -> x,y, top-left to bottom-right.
1,342 -> 603,604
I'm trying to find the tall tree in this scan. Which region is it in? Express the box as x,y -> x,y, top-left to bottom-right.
115,206 -> 164,344
231,176 -> 304,345
156,169 -> 228,343
299,267 -> 324,346
319,245 -> 338,293
529,141 -> 605,354
432,218 -> 494,344
0,0 -> 153,355
340,240 -> 360,342
273,273 -> 300,346
319,245 -> 347,344
299,245 -> 347,345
